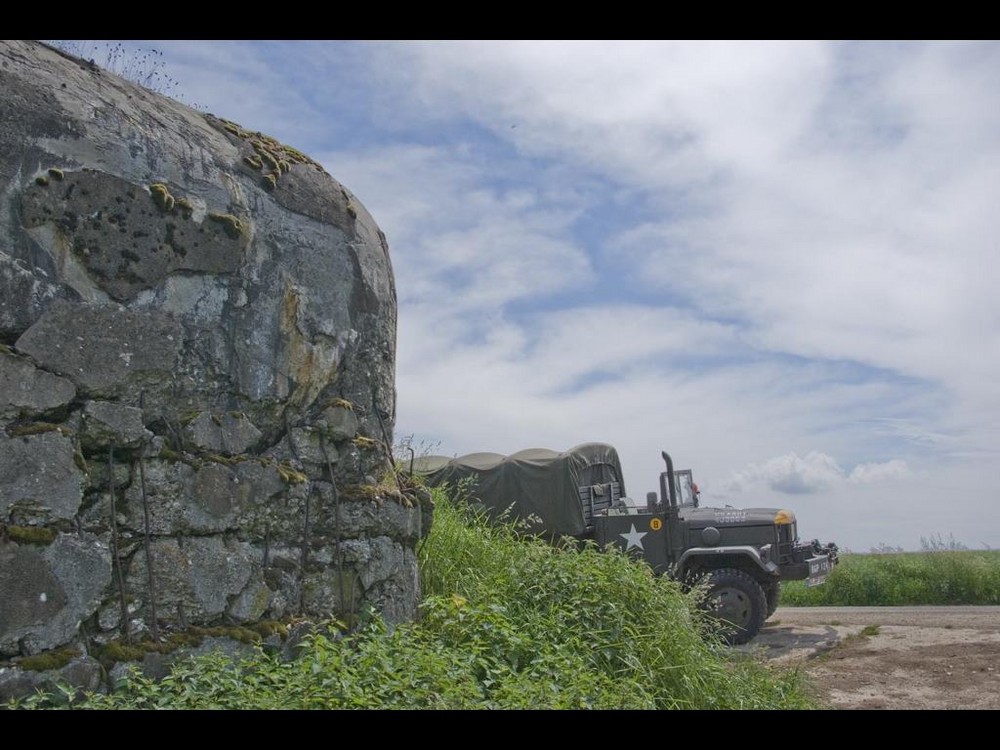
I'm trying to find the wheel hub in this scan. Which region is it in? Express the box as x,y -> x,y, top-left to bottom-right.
712,586 -> 753,628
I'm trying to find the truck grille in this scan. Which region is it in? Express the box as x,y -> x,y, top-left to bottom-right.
778,521 -> 797,563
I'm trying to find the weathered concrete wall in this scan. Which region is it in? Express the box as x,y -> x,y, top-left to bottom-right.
0,40 -> 429,661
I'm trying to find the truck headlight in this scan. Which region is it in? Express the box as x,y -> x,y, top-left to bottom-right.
774,509 -> 795,525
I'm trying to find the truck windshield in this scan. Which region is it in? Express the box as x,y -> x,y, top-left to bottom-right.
674,471 -> 697,507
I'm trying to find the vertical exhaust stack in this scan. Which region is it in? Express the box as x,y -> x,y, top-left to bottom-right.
659,451 -> 676,508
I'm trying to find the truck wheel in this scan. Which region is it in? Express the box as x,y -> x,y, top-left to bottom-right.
764,581 -> 781,618
704,568 -> 767,645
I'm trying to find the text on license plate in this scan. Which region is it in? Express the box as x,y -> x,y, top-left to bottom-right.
806,555 -> 831,587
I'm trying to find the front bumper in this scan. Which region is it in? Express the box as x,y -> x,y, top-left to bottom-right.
779,539 -> 839,583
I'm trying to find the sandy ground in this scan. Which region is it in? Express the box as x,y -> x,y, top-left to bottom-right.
752,607 -> 1000,710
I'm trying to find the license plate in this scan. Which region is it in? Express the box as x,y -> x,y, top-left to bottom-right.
806,555 -> 832,587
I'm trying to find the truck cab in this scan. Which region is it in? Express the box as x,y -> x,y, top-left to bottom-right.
594,452 -> 838,644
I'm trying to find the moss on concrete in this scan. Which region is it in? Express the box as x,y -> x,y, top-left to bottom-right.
93,621 -> 291,665
174,196 -> 193,217
202,452 -> 246,467
15,647 -> 81,671
7,421 -> 73,437
149,183 -> 175,213
207,212 -> 245,240
208,115 -> 329,196
4,524 -> 58,545
339,482 -> 405,504
158,446 -> 186,463
276,463 -> 308,485
324,397 -> 353,411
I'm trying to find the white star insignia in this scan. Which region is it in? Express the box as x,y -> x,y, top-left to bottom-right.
620,523 -> 647,551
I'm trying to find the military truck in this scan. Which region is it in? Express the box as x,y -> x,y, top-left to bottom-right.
412,443 -> 838,644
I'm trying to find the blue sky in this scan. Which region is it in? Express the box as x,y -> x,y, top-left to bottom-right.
71,40 -> 999,551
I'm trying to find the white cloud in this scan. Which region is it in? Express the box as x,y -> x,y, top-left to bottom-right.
848,459 -> 911,484
729,451 -> 911,495
729,451 -> 846,495
375,41 -> 832,189
142,40 -> 1000,551
371,41 -> 1000,450
317,143 -> 595,317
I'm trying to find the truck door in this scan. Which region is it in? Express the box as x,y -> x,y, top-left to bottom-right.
594,510 -> 671,575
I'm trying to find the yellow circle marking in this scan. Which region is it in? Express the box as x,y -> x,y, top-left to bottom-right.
649,518 -> 663,531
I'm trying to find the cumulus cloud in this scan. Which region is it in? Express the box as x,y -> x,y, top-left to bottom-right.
729,452 -> 844,494
142,40 -> 1000,550
729,451 -> 910,495
848,459 -> 911,484
375,41 -> 1000,440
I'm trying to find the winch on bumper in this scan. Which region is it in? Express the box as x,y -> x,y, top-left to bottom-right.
780,539 -> 839,586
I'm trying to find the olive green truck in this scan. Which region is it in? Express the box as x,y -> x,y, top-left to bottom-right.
413,443 -> 838,644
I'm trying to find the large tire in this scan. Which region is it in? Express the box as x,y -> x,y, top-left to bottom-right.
764,581 -> 781,618
704,568 -> 767,645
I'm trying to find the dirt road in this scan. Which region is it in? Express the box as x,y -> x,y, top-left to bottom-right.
750,606 -> 1000,709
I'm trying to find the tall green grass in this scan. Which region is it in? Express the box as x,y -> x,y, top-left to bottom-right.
411,488 -> 813,709
10,487 -> 814,709
781,550 -> 1000,606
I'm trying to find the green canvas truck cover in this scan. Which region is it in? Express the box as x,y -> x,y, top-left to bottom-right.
411,443 -> 626,537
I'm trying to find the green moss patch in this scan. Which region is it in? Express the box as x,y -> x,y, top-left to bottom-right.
15,647 -> 81,672
203,452 -> 246,467
149,183 -> 175,213
4,524 -> 58,545
207,212 -> 245,239
94,622 -> 291,666
276,463 -> 308,485
7,421 -> 73,437
208,115 -> 329,194
158,446 -> 187,463
174,196 -> 193,217
324,397 -> 354,411
339,483 -> 405,504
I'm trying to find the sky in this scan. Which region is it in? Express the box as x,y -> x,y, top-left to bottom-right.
71,40 -> 999,552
